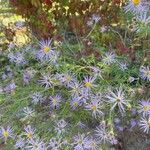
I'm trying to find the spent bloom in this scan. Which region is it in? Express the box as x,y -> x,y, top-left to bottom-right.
31,92 -> 44,104
139,116 -> 150,133
54,119 -> 67,135
38,74 -> 56,89
95,123 -> 109,143
36,38 -> 56,61
102,52 -> 116,65
22,107 -> 35,119
8,52 -> 27,65
0,126 -> 14,143
138,99 -> 150,116
140,66 -> 150,81
105,87 -> 128,113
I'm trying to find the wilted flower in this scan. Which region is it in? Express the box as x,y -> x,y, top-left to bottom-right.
39,74 -> 56,89
102,52 -> 116,65
8,52 -> 27,65
95,123 -> 109,143
31,92 -> 44,104
105,87 -> 128,113
22,107 -> 35,119
54,119 -> 67,135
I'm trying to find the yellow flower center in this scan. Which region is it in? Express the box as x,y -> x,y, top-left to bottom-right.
3,131 -> 9,138
145,71 -> 150,76
66,76 -> 71,81
53,99 -> 58,105
144,105 -> 149,110
92,105 -> 97,110
85,82 -> 92,88
27,132 -> 33,139
116,98 -> 121,102
43,46 -> 50,53
147,121 -> 150,126
132,0 -> 140,5
73,102 -> 78,107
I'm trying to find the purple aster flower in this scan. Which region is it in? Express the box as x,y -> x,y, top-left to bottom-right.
80,87 -> 90,103
3,81 -> 16,93
23,125 -> 36,139
49,94 -> 62,109
102,52 -> 116,65
23,71 -> 31,85
118,62 -> 128,71
139,116 -> 150,133
38,74 -> 56,89
108,134 -> 118,145
76,121 -> 87,129
15,138 -> 25,149
130,119 -> 138,130
90,66 -> 103,78
95,123 -> 109,143
136,11 -> 150,24
8,42 -> 15,50
36,38 -> 55,61
105,87 -> 128,113
83,76 -> 97,90
8,52 -> 27,65
1,73 -> 7,80
26,138 -> 46,150
140,66 -> 150,81
15,21 -> 25,29
85,98 -> 103,118
100,26 -> 107,33
113,118 -> 121,125
92,14 -> 101,23
69,81 -> 82,97
0,126 -> 14,143
85,136 -> 100,150
49,137 -> 67,150
124,0 -> 147,15
57,72 -> 76,87
31,92 -> 44,104
22,107 -> 35,119
70,96 -> 82,110
138,99 -> 150,116
73,133 -> 89,150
